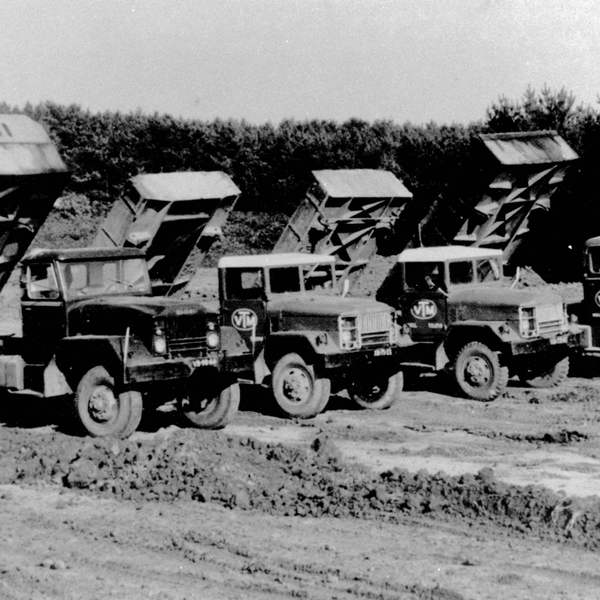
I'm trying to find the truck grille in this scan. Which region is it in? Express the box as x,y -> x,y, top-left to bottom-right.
359,312 -> 393,346
519,303 -> 565,338
536,303 -> 565,335
164,317 -> 208,356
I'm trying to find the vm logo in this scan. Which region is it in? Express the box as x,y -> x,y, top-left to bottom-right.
232,308 -> 258,331
410,299 -> 438,320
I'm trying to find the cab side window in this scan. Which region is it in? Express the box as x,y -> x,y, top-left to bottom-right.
449,261 -> 474,285
27,263 -> 59,299
225,268 -> 264,300
588,248 -> 600,275
404,262 -> 445,291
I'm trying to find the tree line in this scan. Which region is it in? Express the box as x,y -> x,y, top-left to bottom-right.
2,86 -> 600,279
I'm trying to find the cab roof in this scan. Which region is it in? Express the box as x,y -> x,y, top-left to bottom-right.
22,247 -> 146,264
397,246 -> 503,263
219,253 -> 335,269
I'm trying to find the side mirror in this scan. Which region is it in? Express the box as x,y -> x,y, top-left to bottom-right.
511,266 -> 521,290
341,278 -> 350,297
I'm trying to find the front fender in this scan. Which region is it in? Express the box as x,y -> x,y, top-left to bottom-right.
444,321 -> 509,357
264,331 -> 334,368
55,335 -> 127,386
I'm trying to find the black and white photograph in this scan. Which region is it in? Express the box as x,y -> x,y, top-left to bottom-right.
0,1 -> 599,598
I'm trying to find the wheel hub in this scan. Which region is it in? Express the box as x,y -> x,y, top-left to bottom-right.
181,395 -> 211,414
282,368 -> 311,403
356,381 -> 383,402
464,356 -> 491,387
89,385 -> 118,422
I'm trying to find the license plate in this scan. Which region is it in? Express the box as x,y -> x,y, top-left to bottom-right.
374,347 -> 393,357
550,333 -> 568,345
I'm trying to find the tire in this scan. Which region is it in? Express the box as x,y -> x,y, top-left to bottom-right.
74,366 -> 143,438
271,353 -> 331,418
452,342 -> 508,401
349,371 -> 403,410
520,356 -> 570,388
314,378 -> 332,414
180,382 -> 240,429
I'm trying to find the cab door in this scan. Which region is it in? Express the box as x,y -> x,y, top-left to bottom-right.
401,290 -> 448,341
220,267 -> 268,362
20,262 -> 66,364
582,247 -> 600,346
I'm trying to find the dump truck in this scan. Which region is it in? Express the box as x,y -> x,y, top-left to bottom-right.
0,117 -> 238,438
217,252 -> 402,417
377,245 -> 586,400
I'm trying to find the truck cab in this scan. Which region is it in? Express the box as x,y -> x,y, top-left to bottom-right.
218,252 -> 402,418
579,236 -> 600,349
1,247 -> 239,438
378,246 -> 587,400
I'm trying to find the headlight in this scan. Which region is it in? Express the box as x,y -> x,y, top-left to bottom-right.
339,315 -> 360,350
153,336 -> 167,354
341,330 -> 354,344
206,332 -> 220,348
519,307 -> 537,338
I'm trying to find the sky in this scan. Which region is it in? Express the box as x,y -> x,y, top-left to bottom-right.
1,0 -> 600,126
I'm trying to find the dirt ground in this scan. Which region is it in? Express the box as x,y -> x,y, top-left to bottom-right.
3,370 -> 600,599
2,269 -> 600,599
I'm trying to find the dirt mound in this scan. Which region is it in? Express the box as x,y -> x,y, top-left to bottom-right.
2,427 -> 600,550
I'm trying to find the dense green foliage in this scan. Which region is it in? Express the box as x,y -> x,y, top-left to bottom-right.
4,86 -> 600,278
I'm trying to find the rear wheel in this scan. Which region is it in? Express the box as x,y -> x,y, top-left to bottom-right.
271,353 -> 330,418
453,342 -> 508,401
74,366 -> 143,438
519,356 -> 570,388
180,382 -> 240,429
349,371 -> 403,410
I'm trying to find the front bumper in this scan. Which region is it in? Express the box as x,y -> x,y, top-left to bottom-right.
126,352 -> 223,383
510,327 -> 588,357
319,344 -> 402,371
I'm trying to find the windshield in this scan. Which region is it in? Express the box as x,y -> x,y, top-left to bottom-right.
59,258 -> 151,299
475,258 -> 502,283
269,266 -> 302,294
267,263 -> 335,294
302,263 -> 336,292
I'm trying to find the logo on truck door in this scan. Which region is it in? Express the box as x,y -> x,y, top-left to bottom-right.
410,299 -> 437,320
232,308 -> 258,330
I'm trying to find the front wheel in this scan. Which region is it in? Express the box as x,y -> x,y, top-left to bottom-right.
271,353 -> 331,418
453,342 -> 508,401
74,366 -> 143,438
519,356 -> 570,388
349,371 -> 403,410
179,382 -> 240,429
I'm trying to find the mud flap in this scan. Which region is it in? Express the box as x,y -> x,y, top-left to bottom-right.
253,348 -> 271,384
44,359 -> 72,397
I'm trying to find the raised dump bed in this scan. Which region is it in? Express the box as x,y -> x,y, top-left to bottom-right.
453,130 -> 579,264
94,171 -> 241,293
0,114 -> 69,294
273,169 -> 413,286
